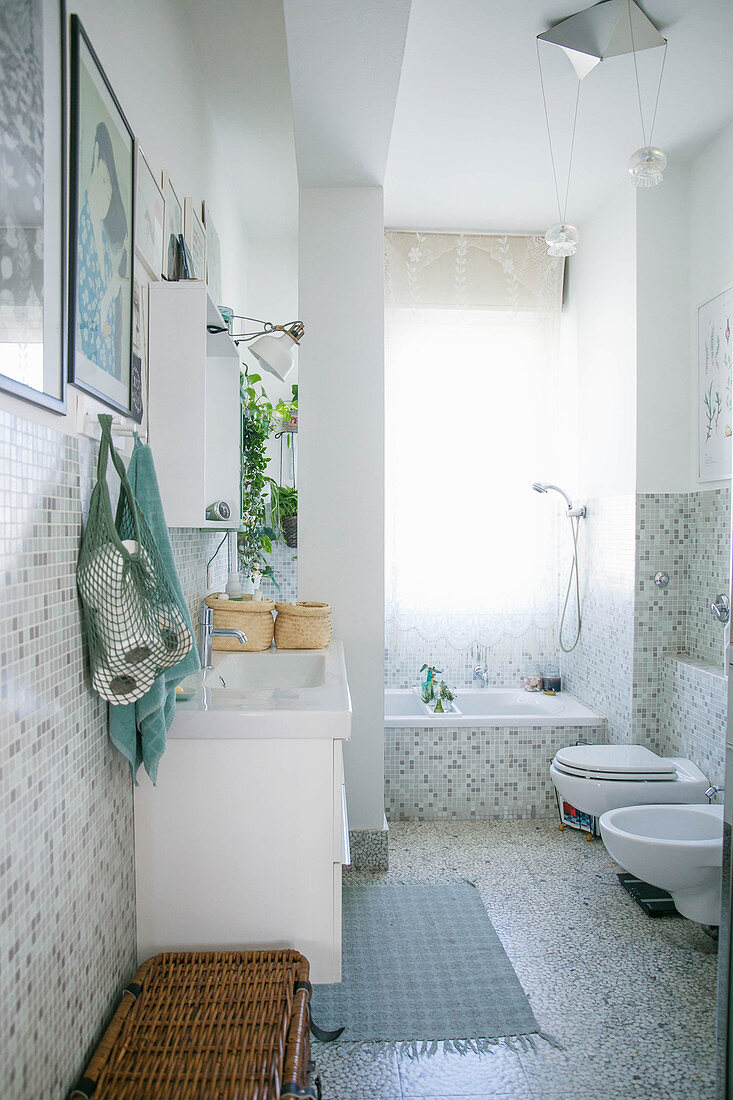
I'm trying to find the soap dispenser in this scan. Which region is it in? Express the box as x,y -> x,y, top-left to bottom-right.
226,572 -> 243,599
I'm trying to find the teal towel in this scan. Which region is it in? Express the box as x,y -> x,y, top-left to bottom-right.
108,437 -> 200,783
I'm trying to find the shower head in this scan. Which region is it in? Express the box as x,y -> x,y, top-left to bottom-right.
531,482 -> 586,518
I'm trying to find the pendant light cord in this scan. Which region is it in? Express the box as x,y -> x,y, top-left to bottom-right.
628,0 -> 667,148
537,39 -> 581,225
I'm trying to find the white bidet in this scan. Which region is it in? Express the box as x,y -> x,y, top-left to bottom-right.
599,803 -> 724,925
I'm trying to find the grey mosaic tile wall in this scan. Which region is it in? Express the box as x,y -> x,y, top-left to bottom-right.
0,410 -> 136,1098
685,487 -> 731,666
659,655 -> 727,786
560,495 -> 637,744
385,720 -> 608,821
261,538 -> 298,604
0,410 -> 228,1098
169,527 -> 228,626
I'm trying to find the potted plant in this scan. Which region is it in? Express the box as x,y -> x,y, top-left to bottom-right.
419,664 -> 442,704
271,483 -> 298,548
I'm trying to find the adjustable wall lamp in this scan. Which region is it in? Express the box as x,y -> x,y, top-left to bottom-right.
207,315 -> 304,381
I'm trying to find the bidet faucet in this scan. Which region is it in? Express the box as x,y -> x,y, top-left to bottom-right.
473,665 -> 489,688
706,784 -> 725,803
198,606 -> 247,670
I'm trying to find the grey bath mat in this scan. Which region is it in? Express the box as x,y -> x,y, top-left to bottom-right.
312,883 -> 557,1055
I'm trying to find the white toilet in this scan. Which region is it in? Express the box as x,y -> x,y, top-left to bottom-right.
550,744 -> 709,818
599,803 -> 724,925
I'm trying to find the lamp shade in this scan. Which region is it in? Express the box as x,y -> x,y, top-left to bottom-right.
249,332 -> 297,381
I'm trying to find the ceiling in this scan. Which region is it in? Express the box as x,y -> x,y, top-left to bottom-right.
383,0 -> 733,231
189,1 -> 733,239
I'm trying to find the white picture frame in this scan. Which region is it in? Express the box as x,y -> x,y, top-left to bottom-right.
161,170 -> 183,280
135,146 -> 164,280
202,200 -> 222,306
183,197 -> 207,282
698,287 -> 733,481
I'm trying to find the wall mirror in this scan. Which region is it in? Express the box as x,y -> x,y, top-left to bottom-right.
0,0 -> 65,412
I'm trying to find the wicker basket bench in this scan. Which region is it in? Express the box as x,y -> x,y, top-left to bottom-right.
70,950 -> 320,1099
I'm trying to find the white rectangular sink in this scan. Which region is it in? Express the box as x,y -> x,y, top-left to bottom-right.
208,650 -> 327,691
171,640 -> 351,740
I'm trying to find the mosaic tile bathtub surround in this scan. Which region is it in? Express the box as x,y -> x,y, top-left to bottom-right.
0,410 -> 230,1098
385,721 -> 608,821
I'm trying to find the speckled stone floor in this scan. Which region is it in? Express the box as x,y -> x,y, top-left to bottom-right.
314,819 -> 719,1100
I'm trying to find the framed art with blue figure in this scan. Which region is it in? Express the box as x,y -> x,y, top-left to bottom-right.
0,0 -> 66,413
68,15 -> 138,420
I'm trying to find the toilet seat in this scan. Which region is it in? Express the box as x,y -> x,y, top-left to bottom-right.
553,744 -> 677,782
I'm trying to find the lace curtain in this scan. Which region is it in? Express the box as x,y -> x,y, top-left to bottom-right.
385,231 -> 565,652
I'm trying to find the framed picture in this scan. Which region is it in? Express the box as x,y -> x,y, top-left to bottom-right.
183,197 -> 206,282
68,15 -> 137,419
161,171 -> 182,281
698,287 -> 733,481
0,0 -> 65,412
202,200 -> 222,307
135,146 -> 164,280
131,277 -> 146,422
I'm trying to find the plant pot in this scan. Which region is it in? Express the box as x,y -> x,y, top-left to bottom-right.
282,514 -> 297,548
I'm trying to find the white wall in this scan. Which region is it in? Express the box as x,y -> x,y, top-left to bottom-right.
298,187 -> 385,830
688,119 -> 733,492
635,166 -> 691,493
573,183 -> 637,499
1,0 -> 249,435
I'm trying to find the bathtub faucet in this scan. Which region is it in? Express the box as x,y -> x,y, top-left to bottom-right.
706,784 -> 725,803
473,665 -> 489,688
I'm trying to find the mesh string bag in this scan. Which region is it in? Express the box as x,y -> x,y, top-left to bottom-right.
77,415 -> 192,705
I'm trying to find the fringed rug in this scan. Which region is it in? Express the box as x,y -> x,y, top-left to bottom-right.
312,883 -> 559,1057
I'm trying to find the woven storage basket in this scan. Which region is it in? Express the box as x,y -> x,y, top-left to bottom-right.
274,601 -> 332,649
204,593 -> 275,651
70,950 -> 313,1100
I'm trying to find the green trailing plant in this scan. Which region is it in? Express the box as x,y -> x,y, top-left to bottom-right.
238,370 -> 283,583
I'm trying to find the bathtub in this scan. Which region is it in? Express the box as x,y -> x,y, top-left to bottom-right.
384,687 -> 600,728
384,687 -> 607,822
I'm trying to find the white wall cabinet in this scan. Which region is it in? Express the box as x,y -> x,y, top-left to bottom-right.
148,280 -> 242,529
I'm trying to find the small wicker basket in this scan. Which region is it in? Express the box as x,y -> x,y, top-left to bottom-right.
274,601 -> 332,649
204,594 -> 275,651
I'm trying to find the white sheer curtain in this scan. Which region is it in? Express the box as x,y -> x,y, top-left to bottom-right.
385,231 -> 565,651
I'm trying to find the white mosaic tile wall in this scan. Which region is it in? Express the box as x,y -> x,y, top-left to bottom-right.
560,495 -> 637,744
384,630 -> 560,692
685,488 -> 731,666
0,410 -> 228,1098
385,720 -> 608,821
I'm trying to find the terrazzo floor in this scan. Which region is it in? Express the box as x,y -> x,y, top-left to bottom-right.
314,819 -> 719,1100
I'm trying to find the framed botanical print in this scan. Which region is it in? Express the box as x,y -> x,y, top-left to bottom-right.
161,171 -> 183,281
183,197 -> 206,282
0,0 -> 65,412
68,15 -> 137,419
135,146 -> 164,280
698,287 -> 733,481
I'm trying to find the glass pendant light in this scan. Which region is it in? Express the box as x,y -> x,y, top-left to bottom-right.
628,145 -> 667,187
545,223 -> 579,257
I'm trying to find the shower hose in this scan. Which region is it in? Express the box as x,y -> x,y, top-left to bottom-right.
559,514 -> 582,653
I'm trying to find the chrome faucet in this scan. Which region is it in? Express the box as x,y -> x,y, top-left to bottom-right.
473,665 -> 489,688
706,784 -> 725,803
198,605 -> 247,670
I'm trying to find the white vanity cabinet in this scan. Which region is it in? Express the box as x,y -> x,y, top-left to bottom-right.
134,644 -> 352,983
147,280 -> 242,529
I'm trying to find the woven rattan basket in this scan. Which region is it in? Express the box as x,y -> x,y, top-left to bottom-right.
204,594 -> 275,651
70,950 -> 313,1099
274,601 -> 332,649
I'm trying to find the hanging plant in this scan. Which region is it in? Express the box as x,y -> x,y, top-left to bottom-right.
238,371 -> 279,583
